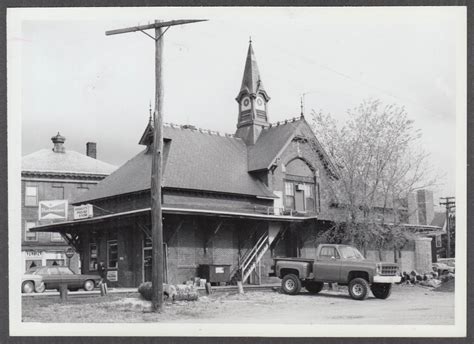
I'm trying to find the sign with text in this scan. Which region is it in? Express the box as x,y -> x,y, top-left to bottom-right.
38,200 -> 68,221
73,204 -> 93,220
107,270 -> 118,282
25,250 -> 42,258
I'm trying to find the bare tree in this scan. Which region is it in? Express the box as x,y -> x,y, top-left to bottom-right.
310,99 -> 437,257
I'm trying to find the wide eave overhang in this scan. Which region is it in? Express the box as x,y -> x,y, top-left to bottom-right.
31,207 -> 317,232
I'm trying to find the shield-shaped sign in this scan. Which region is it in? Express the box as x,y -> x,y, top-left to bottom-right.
38,200 -> 68,220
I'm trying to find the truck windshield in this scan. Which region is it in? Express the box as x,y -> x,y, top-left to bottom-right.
339,246 -> 365,260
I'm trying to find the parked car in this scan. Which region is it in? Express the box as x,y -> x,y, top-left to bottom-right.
270,244 -> 401,300
22,273 -> 45,293
432,261 -> 455,275
29,266 -> 101,291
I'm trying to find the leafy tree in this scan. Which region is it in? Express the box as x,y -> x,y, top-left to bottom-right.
310,99 -> 437,257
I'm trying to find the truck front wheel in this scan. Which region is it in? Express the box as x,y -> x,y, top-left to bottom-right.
371,283 -> 392,299
305,281 -> 324,294
281,274 -> 301,295
348,278 -> 369,300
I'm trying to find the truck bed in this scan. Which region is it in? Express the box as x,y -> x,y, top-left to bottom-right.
273,257 -> 314,263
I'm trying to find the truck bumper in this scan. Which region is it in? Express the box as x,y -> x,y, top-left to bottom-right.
373,275 -> 401,283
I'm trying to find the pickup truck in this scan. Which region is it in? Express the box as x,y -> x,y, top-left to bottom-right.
270,244 -> 401,300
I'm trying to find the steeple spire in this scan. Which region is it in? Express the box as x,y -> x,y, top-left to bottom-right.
237,41 -> 269,102
235,40 -> 270,145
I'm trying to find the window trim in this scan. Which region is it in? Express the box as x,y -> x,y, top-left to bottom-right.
89,243 -> 98,271
25,221 -> 38,242
436,235 -> 442,248
107,240 -> 118,270
50,232 -> 64,242
24,185 -> 38,207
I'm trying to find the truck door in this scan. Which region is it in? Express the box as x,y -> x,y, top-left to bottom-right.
314,246 -> 341,282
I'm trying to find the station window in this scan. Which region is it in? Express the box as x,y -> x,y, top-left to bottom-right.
436,235 -> 442,248
25,186 -> 38,207
107,240 -> 118,269
284,182 -> 295,209
303,184 -> 315,212
25,221 -> 37,241
89,243 -> 98,271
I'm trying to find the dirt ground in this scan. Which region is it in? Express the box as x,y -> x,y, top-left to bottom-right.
22,284 -> 454,324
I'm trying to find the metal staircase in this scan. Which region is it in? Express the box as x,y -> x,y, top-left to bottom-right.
239,231 -> 270,284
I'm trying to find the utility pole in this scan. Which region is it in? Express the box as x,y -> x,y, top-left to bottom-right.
105,19 -> 207,312
440,197 -> 455,258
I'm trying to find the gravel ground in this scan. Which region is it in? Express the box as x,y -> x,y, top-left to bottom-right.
22,284 -> 454,324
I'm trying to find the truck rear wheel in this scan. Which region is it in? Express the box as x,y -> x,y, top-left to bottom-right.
348,278 -> 369,300
371,283 -> 392,299
281,274 -> 301,295
305,281 -> 324,294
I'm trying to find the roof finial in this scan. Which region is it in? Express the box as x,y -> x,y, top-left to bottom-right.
249,36 -> 252,44
300,93 -> 306,118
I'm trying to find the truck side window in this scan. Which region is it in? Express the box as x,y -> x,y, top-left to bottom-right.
319,246 -> 339,259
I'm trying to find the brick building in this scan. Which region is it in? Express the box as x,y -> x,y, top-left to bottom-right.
22,133 -> 116,272
33,42 -> 439,286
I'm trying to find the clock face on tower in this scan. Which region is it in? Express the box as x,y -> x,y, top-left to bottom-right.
241,97 -> 251,111
255,96 -> 265,111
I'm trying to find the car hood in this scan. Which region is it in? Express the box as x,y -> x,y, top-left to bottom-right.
22,274 -> 42,280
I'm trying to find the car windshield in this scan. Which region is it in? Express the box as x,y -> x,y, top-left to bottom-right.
339,246 -> 365,260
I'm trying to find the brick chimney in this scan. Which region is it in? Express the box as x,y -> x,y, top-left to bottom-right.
86,142 -> 97,159
51,132 -> 66,153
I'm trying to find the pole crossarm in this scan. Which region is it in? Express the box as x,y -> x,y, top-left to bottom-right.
105,19 -> 208,36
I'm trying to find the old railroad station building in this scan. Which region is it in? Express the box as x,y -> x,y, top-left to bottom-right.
32,42 -> 440,287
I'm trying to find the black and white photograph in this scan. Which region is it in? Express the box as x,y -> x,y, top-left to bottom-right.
7,6 -> 466,338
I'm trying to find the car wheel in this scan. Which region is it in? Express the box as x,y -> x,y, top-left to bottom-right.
305,281 -> 324,294
83,280 -> 95,291
348,277 -> 369,300
370,283 -> 392,299
35,282 -> 45,293
22,281 -> 35,294
281,274 -> 301,295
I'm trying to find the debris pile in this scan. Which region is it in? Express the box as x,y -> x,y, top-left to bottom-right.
138,282 -> 198,302
399,262 -> 455,291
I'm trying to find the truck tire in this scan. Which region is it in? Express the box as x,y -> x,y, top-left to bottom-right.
371,283 -> 392,299
348,277 -> 369,300
281,274 -> 301,295
305,281 -> 324,294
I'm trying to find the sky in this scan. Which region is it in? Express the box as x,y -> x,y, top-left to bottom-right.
11,7 -> 463,208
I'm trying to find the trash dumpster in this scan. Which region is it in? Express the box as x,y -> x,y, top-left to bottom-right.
198,264 -> 231,285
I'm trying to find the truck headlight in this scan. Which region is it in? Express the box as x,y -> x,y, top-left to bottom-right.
376,263 -> 382,275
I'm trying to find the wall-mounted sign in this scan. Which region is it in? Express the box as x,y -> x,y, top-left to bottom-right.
107,270 -> 118,282
38,200 -> 68,220
73,204 -> 93,220
25,250 -> 42,258
65,247 -> 75,259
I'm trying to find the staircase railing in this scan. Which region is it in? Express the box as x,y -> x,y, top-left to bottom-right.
240,231 -> 270,284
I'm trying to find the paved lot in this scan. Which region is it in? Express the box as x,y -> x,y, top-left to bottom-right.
22,284 -> 454,324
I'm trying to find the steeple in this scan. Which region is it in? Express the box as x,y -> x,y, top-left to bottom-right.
235,40 -> 270,145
